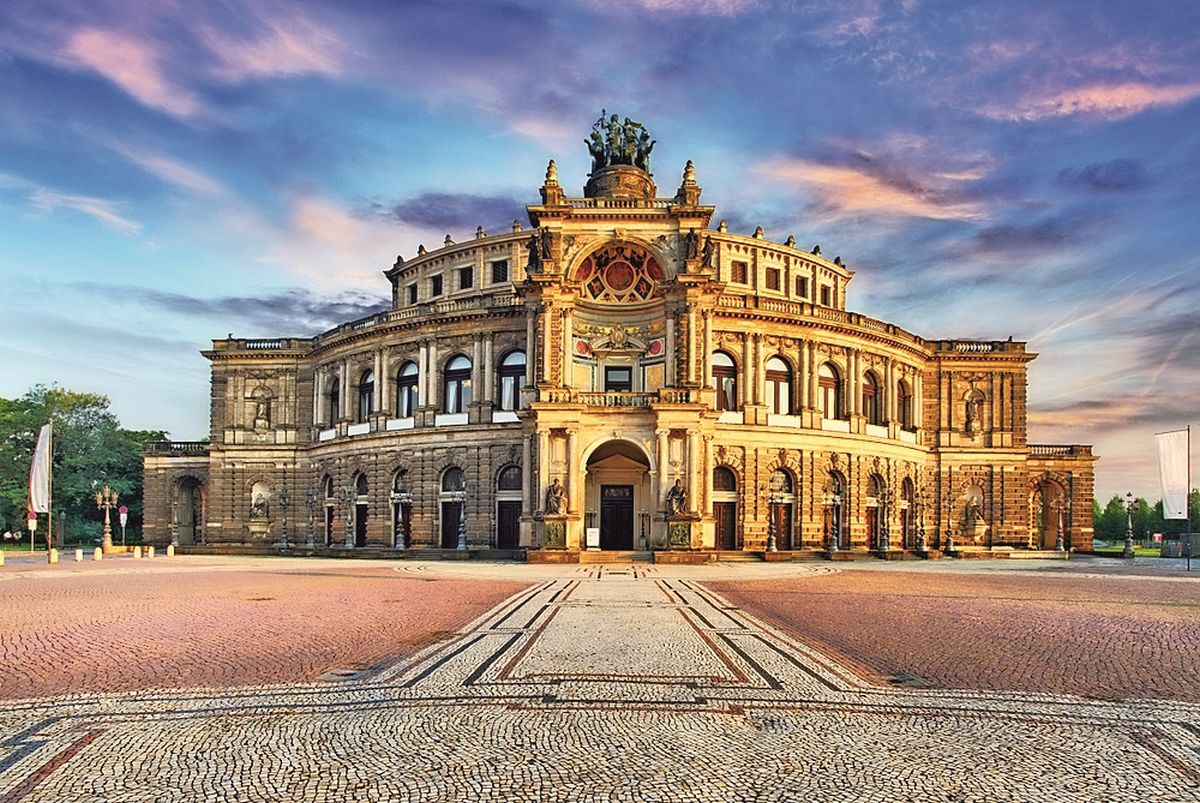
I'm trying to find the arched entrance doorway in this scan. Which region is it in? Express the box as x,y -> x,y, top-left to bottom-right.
1031,478 -> 1067,550
175,477 -> 204,545
584,440 -> 651,551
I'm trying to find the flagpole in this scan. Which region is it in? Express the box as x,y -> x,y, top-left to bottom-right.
1188,424 -> 1192,572
47,422 -> 53,551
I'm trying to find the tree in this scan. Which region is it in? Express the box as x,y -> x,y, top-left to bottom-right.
0,385 -> 165,546
1093,495 -> 1127,542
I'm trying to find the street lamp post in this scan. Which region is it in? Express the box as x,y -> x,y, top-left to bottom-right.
878,489 -> 891,552
278,486 -> 290,549
391,485 -> 411,549
916,487 -> 928,552
456,489 -> 468,551
766,492 -> 780,553
1124,491 -> 1136,559
826,491 -> 842,553
95,485 -> 118,551
1053,498 -> 1065,552
27,512 -> 37,554
304,487 -> 316,549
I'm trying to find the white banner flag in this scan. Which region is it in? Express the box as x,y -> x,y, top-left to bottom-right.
1156,429 -> 1189,520
28,423 -> 52,514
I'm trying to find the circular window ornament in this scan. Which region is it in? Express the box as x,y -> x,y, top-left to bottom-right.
574,243 -> 662,303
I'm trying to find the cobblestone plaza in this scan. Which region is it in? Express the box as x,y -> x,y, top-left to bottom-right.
1,556 -> 1198,801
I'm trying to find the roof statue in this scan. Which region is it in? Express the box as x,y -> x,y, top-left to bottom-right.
586,110 -> 656,174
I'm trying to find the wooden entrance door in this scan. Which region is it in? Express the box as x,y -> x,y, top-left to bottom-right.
866,506 -> 879,549
770,503 -> 793,550
496,501 -> 521,549
354,504 -> 368,547
441,501 -> 462,548
600,485 -> 634,550
714,502 -> 737,550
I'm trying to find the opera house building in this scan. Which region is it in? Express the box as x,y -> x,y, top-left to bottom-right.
143,121 -> 1095,560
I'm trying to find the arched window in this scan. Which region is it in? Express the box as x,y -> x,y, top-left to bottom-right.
765,356 -> 792,415
444,356 -> 472,414
713,466 -> 737,491
769,469 -> 793,494
323,475 -> 334,499
328,377 -> 340,425
442,466 -> 465,493
897,379 -> 913,430
818,363 -> 842,419
357,370 -> 375,422
497,465 -> 522,491
355,472 -> 369,497
712,351 -> 738,411
396,362 -> 418,418
863,371 -> 881,425
498,351 -> 526,412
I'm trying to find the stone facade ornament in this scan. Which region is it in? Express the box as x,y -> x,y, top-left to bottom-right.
666,479 -> 687,517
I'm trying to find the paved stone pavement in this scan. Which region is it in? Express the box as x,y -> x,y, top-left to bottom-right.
712,563 -> 1200,703
0,557 -> 1198,801
0,556 -> 527,698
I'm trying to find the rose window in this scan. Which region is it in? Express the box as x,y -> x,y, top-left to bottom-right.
573,243 -> 663,302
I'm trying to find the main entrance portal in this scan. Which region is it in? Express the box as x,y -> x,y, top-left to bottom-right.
600,485 -> 634,550
584,439 -> 651,551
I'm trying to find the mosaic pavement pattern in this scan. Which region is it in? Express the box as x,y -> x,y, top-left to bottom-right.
1,563 -> 1198,802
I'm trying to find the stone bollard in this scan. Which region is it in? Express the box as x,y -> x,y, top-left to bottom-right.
48,548 -> 59,564
146,546 -> 155,559
0,551 -> 5,567
166,545 -> 175,558
133,546 -> 142,559
93,547 -> 103,561
75,548 -> 84,562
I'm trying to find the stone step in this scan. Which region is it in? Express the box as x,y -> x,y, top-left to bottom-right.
579,550 -> 653,563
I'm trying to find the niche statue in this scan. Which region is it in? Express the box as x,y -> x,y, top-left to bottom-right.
544,478 -> 566,515
666,479 -> 688,517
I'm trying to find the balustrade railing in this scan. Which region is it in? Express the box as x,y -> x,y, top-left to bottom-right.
145,441 -> 210,455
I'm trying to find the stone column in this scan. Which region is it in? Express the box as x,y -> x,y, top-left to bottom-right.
374,351 -> 384,413
418,341 -> 429,403
541,304 -> 553,384
798,340 -> 809,409
808,342 -> 819,410
339,360 -> 349,420
522,433 -> 533,515
703,435 -> 714,515
739,336 -> 751,409
656,429 -> 669,513
687,429 -> 700,515
537,429 -> 550,509
428,339 -> 439,411
566,429 -> 579,513
483,334 -> 495,404
472,334 -> 483,401
884,359 -> 894,422
665,315 -> 676,387
562,307 -> 573,387
691,304 -> 700,384
525,309 -> 536,386
702,310 -> 713,388
751,333 -> 762,405
314,369 -> 325,427
847,351 -> 859,416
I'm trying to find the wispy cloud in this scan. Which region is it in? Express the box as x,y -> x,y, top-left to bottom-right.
63,27 -> 200,117
751,157 -> 985,222
1056,158 -> 1151,193
201,16 -> 345,82
29,186 -> 141,233
70,282 -> 388,335
364,192 -> 523,233
113,146 -> 226,196
985,82 -> 1200,122
587,0 -> 757,16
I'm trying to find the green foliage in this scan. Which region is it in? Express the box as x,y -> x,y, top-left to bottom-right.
0,385 -> 165,546
1092,489 -> 1200,544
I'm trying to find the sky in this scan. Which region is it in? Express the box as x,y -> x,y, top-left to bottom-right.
0,0 -> 1197,502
